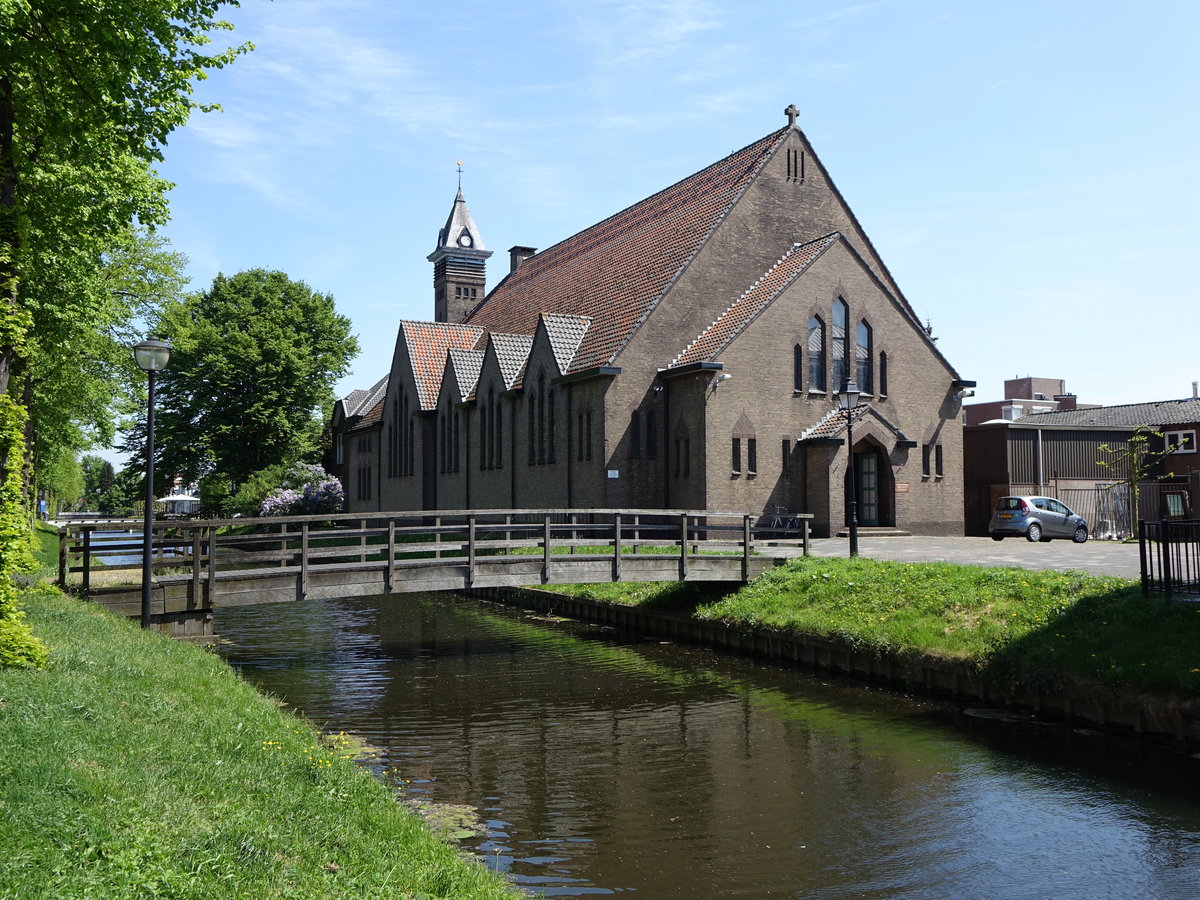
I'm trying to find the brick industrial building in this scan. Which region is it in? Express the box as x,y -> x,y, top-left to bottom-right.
331,108 -> 973,536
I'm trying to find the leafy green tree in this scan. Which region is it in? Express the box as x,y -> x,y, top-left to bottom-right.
134,269 -> 359,486
1097,426 -> 1191,534
1,1 -> 247,666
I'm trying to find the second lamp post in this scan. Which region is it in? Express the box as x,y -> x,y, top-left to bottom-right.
133,337 -> 172,628
839,377 -> 860,557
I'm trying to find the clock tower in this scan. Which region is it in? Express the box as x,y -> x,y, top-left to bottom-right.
428,176 -> 492,323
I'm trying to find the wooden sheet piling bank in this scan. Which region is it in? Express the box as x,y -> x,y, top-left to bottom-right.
59,508 -> 806,634
472,587 -> 1200,750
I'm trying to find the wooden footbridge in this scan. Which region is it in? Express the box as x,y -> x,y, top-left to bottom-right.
58,508 -> 809,634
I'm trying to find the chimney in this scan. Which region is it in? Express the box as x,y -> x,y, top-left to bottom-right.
1193,381 -> 1198,399
1053,393 -> 1077,411
509,246 -> 537,273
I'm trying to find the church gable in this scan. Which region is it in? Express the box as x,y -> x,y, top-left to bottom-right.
398,320 -> 484,410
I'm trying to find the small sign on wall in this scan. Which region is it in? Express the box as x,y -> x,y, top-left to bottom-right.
895,483 -> 910,493
608,469 -> 619,479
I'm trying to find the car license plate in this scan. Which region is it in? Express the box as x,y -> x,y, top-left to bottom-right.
999,513 -> 1012,519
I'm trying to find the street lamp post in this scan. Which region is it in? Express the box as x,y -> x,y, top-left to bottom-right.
133,337 -> 172,628
839,377 -> 861,557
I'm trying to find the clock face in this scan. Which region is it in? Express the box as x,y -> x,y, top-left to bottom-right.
458,232 -> 473,248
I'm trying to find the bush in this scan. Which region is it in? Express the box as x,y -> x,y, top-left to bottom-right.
259,463 -> 344,517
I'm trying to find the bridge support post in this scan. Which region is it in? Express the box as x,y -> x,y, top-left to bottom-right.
82,527 -> 92,593
613,512 -> 622,582
387,520 -> 396,592
679,513 -> 689,580
743,515 -> 751,581
543,514 -> 552,583
58,527 -> 68,588
190,526 -> 201,609
299,522 -> 309,601
467,514 -> 476,587
206,527 -> 217,604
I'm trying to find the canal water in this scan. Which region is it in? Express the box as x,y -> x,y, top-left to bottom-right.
216,593 -> 1200,898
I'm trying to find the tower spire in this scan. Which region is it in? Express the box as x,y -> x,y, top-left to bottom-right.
428,166 -> 492,323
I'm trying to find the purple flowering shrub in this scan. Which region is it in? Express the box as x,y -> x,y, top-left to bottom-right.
259,463 -> 344,516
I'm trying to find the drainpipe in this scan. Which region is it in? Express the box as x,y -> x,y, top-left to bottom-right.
1036,427 -> 1044,490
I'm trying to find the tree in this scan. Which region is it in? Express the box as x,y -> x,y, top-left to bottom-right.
140,269 -> 359,485
1,1 -> 248,666
1097,426 -> 1191,535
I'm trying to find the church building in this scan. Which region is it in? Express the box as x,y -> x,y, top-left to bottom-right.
330,107 -> 973,536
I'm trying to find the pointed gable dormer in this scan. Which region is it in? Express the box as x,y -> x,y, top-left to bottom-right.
428,169 -> 493,324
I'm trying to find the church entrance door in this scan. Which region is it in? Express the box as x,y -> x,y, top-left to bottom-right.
856,452 -> 880,527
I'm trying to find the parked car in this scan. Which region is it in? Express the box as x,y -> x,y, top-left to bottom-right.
988,496 -> 1089,543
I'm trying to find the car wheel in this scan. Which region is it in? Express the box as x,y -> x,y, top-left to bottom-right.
1073,526 -> 1088,543
991,535 -> 1004,542
1026,523 -> 1042,543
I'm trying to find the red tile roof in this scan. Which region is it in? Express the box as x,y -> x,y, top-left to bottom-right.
464,129 -> 787,372
671,233 -> 839,367
479,331 -> 535,389
399,321 -> 484,410
447,348 -> 484,400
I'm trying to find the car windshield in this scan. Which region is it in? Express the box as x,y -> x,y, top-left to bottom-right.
997,498 -> 1022,511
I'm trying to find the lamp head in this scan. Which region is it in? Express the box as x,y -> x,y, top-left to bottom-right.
133,337 -> 172,373
838,378 -> 860,411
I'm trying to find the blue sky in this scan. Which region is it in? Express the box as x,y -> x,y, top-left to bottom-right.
156,0 -> 1200,415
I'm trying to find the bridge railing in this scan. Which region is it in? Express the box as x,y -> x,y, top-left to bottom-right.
58,508 -> 811,597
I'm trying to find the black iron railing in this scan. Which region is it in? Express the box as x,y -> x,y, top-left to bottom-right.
1139,519 -> 1200,597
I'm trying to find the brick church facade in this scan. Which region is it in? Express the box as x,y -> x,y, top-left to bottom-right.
330,108 -> 973,536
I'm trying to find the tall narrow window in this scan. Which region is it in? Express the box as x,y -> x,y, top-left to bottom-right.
646,410 -> 657,459
807,316 -> 825,392
335,431 -> 344,465
793,344 -> 803,392
748,438 -> 757,475
630,411 -> 641,458
732,437 -> 741,473
832,298 -> 848,390
781,438 -> 791,476
541,381 -> 548,464
453,410 -> 460,473
547,387 -> 556,463
494,393 -> 503,468
856,320 -> 873,394
935,444 -> 944,478
922,444 -> 932,478
528,392 -> 536,464
586,411 -> 593,461
481,393 -> 489,470
439,413 -> 447,474
879,352 -> 888,398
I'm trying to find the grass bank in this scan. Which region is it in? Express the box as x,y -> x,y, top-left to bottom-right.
0,578 -> 521,899
554,556 -> 1200,699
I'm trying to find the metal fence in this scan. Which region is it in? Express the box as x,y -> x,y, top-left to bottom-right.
1139,519 -> 1200,597
1008,483 -> 1191,540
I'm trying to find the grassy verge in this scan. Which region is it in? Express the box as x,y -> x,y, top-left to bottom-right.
0,580 -> 522,900
553,556 -> 1200,698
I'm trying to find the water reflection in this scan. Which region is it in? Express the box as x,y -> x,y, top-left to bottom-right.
217,594 -> 1200,899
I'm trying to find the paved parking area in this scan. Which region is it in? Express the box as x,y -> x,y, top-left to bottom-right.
770,535 -> 1142,580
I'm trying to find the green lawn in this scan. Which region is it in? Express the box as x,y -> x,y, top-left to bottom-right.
0,576 -> 521,900
554,556 -> 1200,697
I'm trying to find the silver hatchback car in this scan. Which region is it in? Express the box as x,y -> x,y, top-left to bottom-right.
988,495 -> 1089,543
